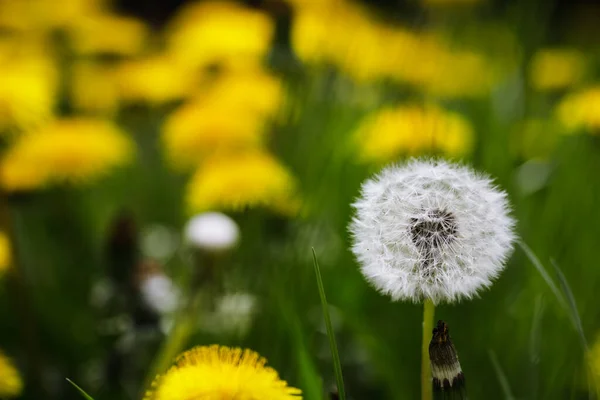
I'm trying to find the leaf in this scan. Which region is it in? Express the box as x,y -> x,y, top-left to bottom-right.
312,248 -> 346,400
66,378 -> 95,400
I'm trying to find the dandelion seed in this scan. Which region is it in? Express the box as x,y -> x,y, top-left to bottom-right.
350,158 -> 515,304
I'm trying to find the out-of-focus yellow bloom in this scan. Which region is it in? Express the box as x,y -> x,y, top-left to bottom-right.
291,1 -> 400,82
556,86 -> 600,133
0,233 -> 11,276
530,49 -> 586,91
144,345 -> 301,400
588,335 -> 600,396
291,2 -> 495,95
116,55 -> 196,105
0,0 -> 106,32
354,104 -> 473,163
1,118 -> 134,191
69,14 -> 148,56
163,69 -> 283,169
166,1 -> 274,70
70,61 -> 120,114
0,350 -> 22,398
0,46 -> 57,133
186,152 -> 299,215
407,47 -> 493,98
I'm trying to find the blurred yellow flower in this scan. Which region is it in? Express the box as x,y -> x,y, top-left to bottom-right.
0,47 -> 57,133
397,35 -> 495,98
0,233 -> 11,276
0,350 -> 22,398
1,118 -> 134,191
186,152 -> 299,215
69,13 -> 148,56
556,86 -> 600,133
291,2 -> 494,95
0,0 -> 106,32
70,60 -> 120,114
116,55 -> 196,105
163,69 -> 283,169
167,1 -> 274,70
291,1 -> 400,82
530,49 -> 586,91
354,104 -> 473,163
144,345 -> 301,400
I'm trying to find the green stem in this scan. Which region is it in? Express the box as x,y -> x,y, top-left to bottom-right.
421,299 -> 435,400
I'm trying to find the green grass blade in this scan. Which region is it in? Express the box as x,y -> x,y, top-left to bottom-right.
488,350 -> 516,400
312,248 -> 346,400
550,259 -> 588,350
518,241 -> 568,311
66,378 -> 95,400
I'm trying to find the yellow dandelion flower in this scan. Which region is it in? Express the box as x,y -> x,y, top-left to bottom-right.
0,46 -> 57,133
145,345 -> 301,400
166,1 -> 274,70
0,0 -> 106,32
0,350 -> 22,398
556,86 -> 600,133
530,49 -> 586,91
70,60 -> 120,114
0,232 -> 11,276
354,104 -> 473,164
397,35 -> 494,98
162,69 -> 283,169
1,118 -> 134,191
116,55 -> 196,105
69,13 -> 148,56
186,152 -> 299,215
163,102 -> 267,169
291,1 -> 401,82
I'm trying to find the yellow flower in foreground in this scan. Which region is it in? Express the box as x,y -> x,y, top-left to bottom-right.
0,350 -> 22,398
354,105 -> 473,163
116,55 -> 195,105
186,152 -> 299,215
0,50 -> 57,133
144,345 -> 301,400
1,118 -> 134,191
167,1 -> 274,70
0,232 -> 11,276
69,13 -> 148,56
162,69 -> 283,169
530,49 -> 586,91
556,86 -> 600,133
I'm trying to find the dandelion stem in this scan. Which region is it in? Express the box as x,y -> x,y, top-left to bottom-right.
422,298 -> 435,400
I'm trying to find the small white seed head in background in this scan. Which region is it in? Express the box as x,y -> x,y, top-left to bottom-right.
184,212 -> 240,252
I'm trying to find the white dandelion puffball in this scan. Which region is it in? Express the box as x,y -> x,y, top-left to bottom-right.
140,274 -> 180,314
184,212 -> 240,252
350,159 -> 515,304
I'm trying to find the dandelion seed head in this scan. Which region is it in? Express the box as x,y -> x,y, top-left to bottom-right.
184,212 -> 240,252
350,158 -> 515,304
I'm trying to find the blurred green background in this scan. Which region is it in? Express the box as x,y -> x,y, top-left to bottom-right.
1,0 -> 600,398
